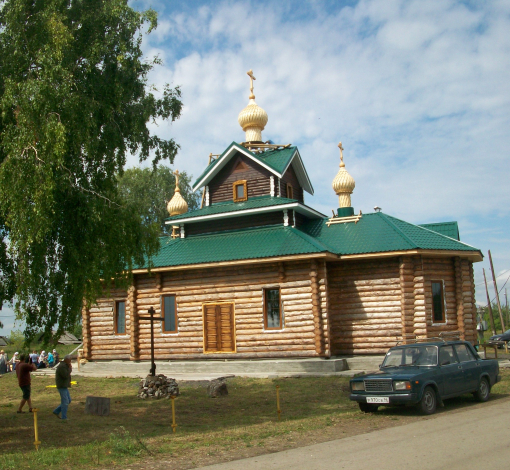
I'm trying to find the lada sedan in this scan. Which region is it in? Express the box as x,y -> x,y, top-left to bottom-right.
349,340 -> 500,415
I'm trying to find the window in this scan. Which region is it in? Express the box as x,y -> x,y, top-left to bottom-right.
233,180 -> 247,202
454,344 -> 475,362
439,345 -> 458,365
162,295 -> 177,333
286,183 -> 293,199
115,300 -> 126,335
264,288 -> 283,329
431,281 -> 445,323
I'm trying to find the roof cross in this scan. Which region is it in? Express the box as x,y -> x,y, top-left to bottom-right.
338,142 -> 345,167
247,69 -> 256,99
174,169 -> 180,188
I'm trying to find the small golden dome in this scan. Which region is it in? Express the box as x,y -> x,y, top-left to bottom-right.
332,142 -> 355,208
167,170 -> 188,216
238,70 -> 268,142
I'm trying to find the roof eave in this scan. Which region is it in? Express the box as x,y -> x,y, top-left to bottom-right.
336,249 -> 483,263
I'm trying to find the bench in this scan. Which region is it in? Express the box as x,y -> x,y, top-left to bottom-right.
478,341 -> 508,359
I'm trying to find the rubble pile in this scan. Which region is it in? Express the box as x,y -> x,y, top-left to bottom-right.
137,374 -> 179,399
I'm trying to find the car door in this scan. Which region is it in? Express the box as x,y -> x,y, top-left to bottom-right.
439,345 -> 464,396
453,343 -> 479,391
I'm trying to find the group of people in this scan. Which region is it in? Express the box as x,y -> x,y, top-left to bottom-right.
15,352 -> 73,421
0,348 -> 60,373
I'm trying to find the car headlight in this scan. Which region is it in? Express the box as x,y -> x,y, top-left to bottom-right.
393,381 -> 412,391
351,381 -> 365,391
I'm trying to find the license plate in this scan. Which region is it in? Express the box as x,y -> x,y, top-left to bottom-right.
366,397 -> 389,404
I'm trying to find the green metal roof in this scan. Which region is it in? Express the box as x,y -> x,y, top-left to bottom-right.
166,195 -> 325,223
166,196 -> 298,222
137,212 -> 480,270
142,225 -> 331,269
257,146 -> 297,174
419,222 -> 460,240
302,212 -> 478,255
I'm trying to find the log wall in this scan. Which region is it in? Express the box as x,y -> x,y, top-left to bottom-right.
327,256 -> 478,355
185,212 -> 283,236
86,260 -> 326,360
279,165 -> 304,203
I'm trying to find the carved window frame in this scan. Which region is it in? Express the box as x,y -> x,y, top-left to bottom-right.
114,300 -> 127,335
233,180 -> 248,202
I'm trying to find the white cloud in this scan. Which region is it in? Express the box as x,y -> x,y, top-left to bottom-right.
132,0 -> 510,303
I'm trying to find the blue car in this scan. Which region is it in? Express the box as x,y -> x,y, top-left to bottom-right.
349,340 -> 500,415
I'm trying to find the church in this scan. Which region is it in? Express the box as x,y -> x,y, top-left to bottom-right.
82,71 -> 482,361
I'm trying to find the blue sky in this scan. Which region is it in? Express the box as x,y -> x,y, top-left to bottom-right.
2,0 -> 509,334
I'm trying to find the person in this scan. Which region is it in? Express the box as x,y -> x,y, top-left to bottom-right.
53,349 -> 60,366
29,350 -> 39,367
47,350 -> 54,368
16,353 -> 36,413
0,350 -> 7,374
8,352 -> 19,372
53,355 -> 72,421
37,350 -> 47,369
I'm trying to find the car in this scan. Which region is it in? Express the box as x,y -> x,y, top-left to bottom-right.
489,329 -> 510,346
349,340 -> 500,415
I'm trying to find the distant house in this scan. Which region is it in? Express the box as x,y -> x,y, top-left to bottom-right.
0,336 -> 9,347
82,74 -> 482,361
36,331 -> 81,345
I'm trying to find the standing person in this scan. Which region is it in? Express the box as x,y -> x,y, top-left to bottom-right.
29,350 -> 39,367
53,355 -> 72,421
0,350 -> 7,374
16,353 -> 36,413
47,350 -> 54,368
9,352 -> 19,372
37,350 -> 47,369
53,349 -> 60,366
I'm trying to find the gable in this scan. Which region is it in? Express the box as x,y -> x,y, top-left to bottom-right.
192,142 -> 314,195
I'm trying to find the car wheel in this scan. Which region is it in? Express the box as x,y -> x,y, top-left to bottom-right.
359,403 -> 379,413
419,386 -> 437,415
473,377 -> 490,402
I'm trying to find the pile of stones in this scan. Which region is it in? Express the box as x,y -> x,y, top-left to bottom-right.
137,374 -> 179,399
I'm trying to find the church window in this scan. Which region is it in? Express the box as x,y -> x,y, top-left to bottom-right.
264,288 -> 283,330
286,183 -> 294,199
233,180 -> 248,202
115,300 -> 126,334
431,281 -> 445,323
162,295 -> 177,333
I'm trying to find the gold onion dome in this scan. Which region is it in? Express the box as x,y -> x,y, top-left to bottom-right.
238,69 -> 268,142
167,170 -> 188,216
332,142 -> 355,208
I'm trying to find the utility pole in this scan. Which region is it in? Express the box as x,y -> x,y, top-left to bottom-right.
488,250 -> 505,333
484,268 -> 496,336
506,288 -> 508,328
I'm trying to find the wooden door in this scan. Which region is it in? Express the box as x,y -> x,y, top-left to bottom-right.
203,303 -> 236,353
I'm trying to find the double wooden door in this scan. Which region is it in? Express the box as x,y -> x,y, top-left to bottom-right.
203,303 -> 236,353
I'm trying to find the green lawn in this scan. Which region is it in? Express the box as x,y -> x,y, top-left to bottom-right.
1,369 -> 509,470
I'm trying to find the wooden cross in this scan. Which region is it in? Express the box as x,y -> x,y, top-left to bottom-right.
338,142 -> 344,164
247,69 -> 256,98
138,306 -> 164,376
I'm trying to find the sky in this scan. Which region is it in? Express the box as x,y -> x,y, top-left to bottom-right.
2,0 -> 509,334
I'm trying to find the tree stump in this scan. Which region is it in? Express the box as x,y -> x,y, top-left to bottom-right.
85,396 -> 110,416
207,378 -> 228,398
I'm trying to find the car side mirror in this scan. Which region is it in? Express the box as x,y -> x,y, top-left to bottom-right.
440,360 -> 450,366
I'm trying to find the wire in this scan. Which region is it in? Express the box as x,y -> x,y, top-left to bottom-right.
475,268 -> 510,287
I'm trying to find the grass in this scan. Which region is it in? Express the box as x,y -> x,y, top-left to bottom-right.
0,369 -> 509,470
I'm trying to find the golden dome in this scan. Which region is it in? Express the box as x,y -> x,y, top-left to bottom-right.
238,70 -> 268,142
332,142 -> 355,208
167,170 -> 188,216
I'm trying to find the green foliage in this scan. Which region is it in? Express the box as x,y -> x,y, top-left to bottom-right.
108,426 -> 150,456
480,302 -> 510,333
6,328 -> 24,352
0,0 -> 183,342
117,165 -> 200,236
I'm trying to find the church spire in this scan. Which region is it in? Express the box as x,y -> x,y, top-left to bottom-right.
238,69 -> 268,143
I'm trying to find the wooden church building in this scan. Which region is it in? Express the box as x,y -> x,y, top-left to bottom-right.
82,72 -> 482,361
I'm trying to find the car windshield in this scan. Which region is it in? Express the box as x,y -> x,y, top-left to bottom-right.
382,345 -> 438,367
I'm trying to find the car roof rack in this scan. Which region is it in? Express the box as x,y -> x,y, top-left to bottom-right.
396,331 -> 462,346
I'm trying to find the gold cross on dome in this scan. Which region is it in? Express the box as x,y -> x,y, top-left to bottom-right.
247,69 -> 256,99
338,142 -> 344,164
174,169 -> 180,187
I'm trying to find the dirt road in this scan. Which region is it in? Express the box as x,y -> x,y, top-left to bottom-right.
195,397 -> 510,470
